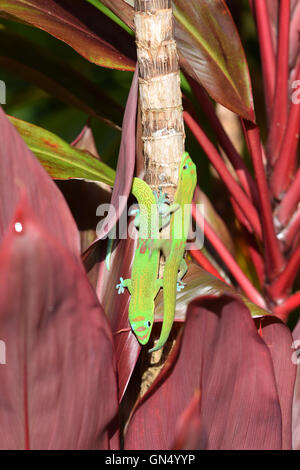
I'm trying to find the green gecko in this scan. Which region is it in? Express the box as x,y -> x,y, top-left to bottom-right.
116,178 -> 173,345
148,152 -> 197,353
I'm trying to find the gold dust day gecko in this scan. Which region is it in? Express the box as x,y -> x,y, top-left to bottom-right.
116,177 -> 174,345
148,152 -> 197,353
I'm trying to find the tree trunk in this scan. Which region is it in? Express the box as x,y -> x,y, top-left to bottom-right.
132,0 -> 185,391
134,0 -> 185,200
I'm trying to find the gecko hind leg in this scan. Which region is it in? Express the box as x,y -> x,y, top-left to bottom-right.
176,259 -> 187,292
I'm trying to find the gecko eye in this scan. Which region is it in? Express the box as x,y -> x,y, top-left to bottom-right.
183,164 -> 188,170
145,321 -> 151,328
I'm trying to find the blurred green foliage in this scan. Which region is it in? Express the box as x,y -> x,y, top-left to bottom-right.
0,0 -> 263,189
1,15 -> 133,170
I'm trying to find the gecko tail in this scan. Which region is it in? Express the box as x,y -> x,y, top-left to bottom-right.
148,315 -> 174,353
148,340 -> 166,354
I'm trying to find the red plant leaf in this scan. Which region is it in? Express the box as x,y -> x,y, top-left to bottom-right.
0,106 -> 79,255
293,365 -> 300,450
292,321 -> 300,449
253,316 -> 296,449
80,66 -> 139,401
98,0 -> 254,120
173,0 -> 254,121
97,235 -> 141,402
0,0 -> 136,71
266,0 -> 299,72
124,295 -> 295,450
172,389 -> 201,450
82,65 -> 138,261
290,0 -> 300,71
96,65 -> 138,240
266,0 -> 278,49
71,122 -> 101,159
0,201 -> 119,449
83,218 -> 141,401
100,0 -> 134,30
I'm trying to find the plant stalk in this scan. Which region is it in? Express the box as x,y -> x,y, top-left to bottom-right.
184,111 -> 262,239
274,291 -> 300,322
189,247 -> 226,283
269,243 -> 300,300
134,0 -> 185,199
267,0 -> 290,166
276,167 -> 300,226
192,204 -> 267,309
241,120 -> 285,280
271,60 -> 300,197
253,0 -> 276,117
186,77 -> 259,206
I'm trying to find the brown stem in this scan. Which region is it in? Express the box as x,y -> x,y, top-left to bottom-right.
134,0 -> 184,198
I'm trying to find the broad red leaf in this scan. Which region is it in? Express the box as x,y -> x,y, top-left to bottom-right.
99,0 -> 254,120
83,64 -> 138,262
0,201 -> 119,449
173,0 -> 254,121
71,123 -> 101,159
172,390 -> 201,450
124,295 -> 295,449
0,0 -> 136,71
97,235 -> 141,402
0,107 -> 79,255
253,316 -> 296,449
293,366 -> 300,450
100,0 -> 134,30
292,320 -> 300,449
82,202 -> 141,400
65,66 -> 140,401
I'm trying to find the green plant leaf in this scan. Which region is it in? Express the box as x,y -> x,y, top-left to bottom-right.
9,116 -> 116,186
86,0 -> 133,35
0,0 -> 136,71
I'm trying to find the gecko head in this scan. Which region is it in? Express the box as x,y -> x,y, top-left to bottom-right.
179,152 -> 197,190
129,315 -> 153,345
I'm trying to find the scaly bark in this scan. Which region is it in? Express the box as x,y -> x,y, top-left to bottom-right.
132,0 -> 185,390
134,0 -> 185,199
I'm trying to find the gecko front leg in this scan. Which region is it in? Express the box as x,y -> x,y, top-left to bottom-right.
116,277 -> 132,295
